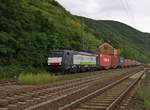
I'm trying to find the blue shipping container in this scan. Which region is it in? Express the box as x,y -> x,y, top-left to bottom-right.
119,56 -> 125,66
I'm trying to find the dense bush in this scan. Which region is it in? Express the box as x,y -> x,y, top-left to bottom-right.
0,0 -> 101,68
0,65 -> 23,79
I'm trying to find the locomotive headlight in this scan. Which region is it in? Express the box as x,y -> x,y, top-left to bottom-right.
48,57 -> 62,65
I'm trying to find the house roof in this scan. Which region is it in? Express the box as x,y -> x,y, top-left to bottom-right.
99,42 -> 114,49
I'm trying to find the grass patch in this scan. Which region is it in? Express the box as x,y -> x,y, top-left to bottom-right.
14,68 -> 120,85
138,87 -> 150,108
18,70 -> 102,85
18,72 -> 58,85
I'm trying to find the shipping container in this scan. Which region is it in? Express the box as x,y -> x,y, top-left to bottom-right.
125,59 -> 132,67
98,54 -> 112,69
119,56 -> 125,67
131,60 -> 136,66
111,55 -> 119,68
136,61 -> 141,65
125,59 -> 129,67
128,59 -> 132,66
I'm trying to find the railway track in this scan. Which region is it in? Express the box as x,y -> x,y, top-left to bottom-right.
0,69 -> 124,97
0,67 -> 144,110
0,80 -> 17,86
0,68 -> 126,91
0,72 -> 124,110
25,67 -> 143,110
60,70 -> 146,110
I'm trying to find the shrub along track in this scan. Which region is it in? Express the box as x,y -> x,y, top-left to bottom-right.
0,66 -> 143,110
127,66 -> 150,110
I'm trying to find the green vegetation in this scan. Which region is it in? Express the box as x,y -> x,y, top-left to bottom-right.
137,73 -> 150,109
18,72 -> 57,85
138,87 -> 150,108
79,17 -> 150,62
0,0 -> 101,79
18,70 -> 104,85
0,0 -> 150,79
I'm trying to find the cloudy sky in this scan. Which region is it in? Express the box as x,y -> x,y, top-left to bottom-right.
56,0 -> 150,33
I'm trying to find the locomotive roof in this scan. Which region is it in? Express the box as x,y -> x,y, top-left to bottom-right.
49,49 -> 97,55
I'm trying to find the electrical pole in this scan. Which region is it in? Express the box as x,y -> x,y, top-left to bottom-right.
81,18 -> 84,50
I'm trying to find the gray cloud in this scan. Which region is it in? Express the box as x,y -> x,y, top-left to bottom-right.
56,0 -> 150,32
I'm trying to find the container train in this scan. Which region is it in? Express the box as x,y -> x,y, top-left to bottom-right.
48,49 -> 141,72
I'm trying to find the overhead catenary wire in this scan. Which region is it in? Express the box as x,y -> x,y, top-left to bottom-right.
118,0 -> 136,27
123,0 -> 136,27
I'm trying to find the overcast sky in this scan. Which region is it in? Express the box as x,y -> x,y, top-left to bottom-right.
56,0 -> 150,33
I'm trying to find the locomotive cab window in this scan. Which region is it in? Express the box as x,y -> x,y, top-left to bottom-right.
49,51 -> 63,57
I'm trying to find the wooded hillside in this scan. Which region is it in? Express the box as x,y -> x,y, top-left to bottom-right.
0,0 -> 149,78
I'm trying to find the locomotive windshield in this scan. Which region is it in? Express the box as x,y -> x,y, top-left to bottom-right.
49,51 -> 63,57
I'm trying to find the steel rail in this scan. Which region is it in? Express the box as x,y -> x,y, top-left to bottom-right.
59,70 -> 145,110
106,71 -> 145,110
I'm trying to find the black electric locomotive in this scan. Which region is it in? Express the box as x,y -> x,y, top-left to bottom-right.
48,50 -> 98,72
